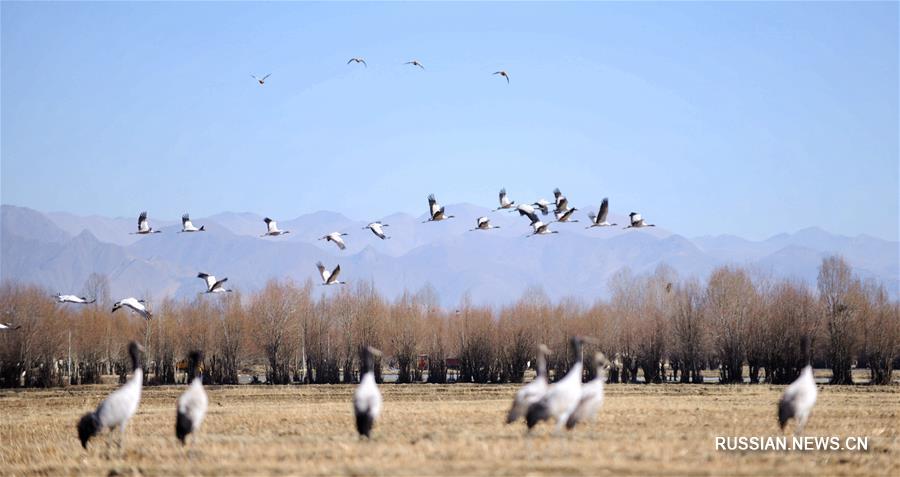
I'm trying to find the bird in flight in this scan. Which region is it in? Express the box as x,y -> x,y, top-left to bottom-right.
112,298 -> 152,320
316,262 -> 346,285
55,294 -> 96,305
532,199 -> 552,216
197,273 -> 232,294
554,208 -> 579,223
470,216 -> 500,232
347,57 -> 367,67
320,232 -> 349,250
180,214 -> 205,233
363,222 -> 390,240
527,221 -> 558,237
132,211 -> 162,235
424,194 -> 454,222
624,212 -> 655,229
405,59 -> 425,70
587,198 -> 617,228
515,204 -> 540,225
493,70 -> 510,83
261,217 -> 290,237
495,188 -> 516,211
251,73 -> 271,85
553,188 -> 569,214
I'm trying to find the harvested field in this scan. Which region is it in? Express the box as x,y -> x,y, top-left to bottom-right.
1,383 -> 897,476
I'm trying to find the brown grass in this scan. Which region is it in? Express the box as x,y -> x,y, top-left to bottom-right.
1,383 -> 897,476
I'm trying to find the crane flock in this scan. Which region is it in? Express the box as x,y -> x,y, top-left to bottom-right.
66,337 -> 819,457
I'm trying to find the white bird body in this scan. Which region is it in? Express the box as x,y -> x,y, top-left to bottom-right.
354,347 -> 383,438
197,273 -> 232,293
364,222 -> 390,240
553,188 -> 569,214
566,353 -> 609,430
625,212 -> 655,229
180,214 -> 205,232
778,364 -> 817,433
528,221 -> 558,237
316,262 -> 346,285
0,323 -> 21,330
587,198 -> 617,228
554,208 -> 578,223
132,211 -> 162,235
526,338 -> 586,432
495,188 -> 516,210
532,199 -> 551,216
320,232 -> 348,250
515,204 -> 540,225
112,298 -> 152,320
425,194 -> 454,222
262,217 -> 290,236
471,216 -> 500,231
56,294 -> 96,304
176,351 -> 208,445
78,342 -> 143,449
507,344 -> 551,424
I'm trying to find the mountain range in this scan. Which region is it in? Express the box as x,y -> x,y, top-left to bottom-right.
1,204 -> 897,306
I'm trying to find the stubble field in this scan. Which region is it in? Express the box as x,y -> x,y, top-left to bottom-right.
1,383 -> 897,476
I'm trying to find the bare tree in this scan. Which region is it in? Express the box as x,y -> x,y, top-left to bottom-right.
706,267 -> 756,383
817,256 -> 862,384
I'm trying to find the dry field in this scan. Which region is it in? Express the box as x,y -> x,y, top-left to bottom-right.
1,383 -> 897,476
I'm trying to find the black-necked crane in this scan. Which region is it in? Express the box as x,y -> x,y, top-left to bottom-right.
566,352 -> 610,431
506,344 -> 551,424
527,220 -> 558,237
353,346 -> 383,438
553,188 -> 568,214
587,198 -> 617,228
320,232 -> 349,250
526,337 -> 591,433
131,211 -> 162,235
55,294 -> 96,304
363,222 -> 390,240
424,194 -> 454,222
532,199 -> 552,216
197,273 -> 232,294
515,204 -> 540,225
554,208 -> 579,223
251,73 -> 271,85
176,350 -> 209,446
495,188 -> 516,211
180,214 -> 205,233
77,341 -> 143,452
112,298 -> 152,320
347,57 -> 367,67
470,216 -> 500,231
778,339 -> 817,434
493,70 -> 510,83
261,217 -> 290,236
624,212 -> 655,229
317,262 -> 346,285
0,323 -> 21,330
405,59 -> 425,70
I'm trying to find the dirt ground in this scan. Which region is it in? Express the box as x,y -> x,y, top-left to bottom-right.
1,383 -> 897,476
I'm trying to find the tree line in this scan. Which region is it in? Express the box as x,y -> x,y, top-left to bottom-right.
1,255 -> 896,388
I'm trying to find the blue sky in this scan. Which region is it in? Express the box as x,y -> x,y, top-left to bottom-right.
2,2 -> 897,241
